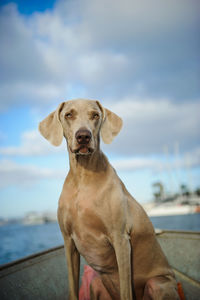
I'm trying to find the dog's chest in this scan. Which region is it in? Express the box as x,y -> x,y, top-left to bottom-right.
71,201 -> 108,251
67,195 -> 117,273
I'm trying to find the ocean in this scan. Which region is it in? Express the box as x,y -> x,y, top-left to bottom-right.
0,214 -> 200,266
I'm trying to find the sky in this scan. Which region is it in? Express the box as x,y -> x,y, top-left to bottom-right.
0,0 -> 200,218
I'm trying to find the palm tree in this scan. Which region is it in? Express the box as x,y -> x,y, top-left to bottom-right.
180,184 -> 190,197
152,182 -> 165,203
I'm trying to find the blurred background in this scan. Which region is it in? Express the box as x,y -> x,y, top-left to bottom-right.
0,0 -> 200,264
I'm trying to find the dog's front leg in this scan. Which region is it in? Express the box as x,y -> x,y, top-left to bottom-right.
114,234 -> 134,300
64,236 -> 80,300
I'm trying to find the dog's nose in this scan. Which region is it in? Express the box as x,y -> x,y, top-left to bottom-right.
75,129 -> 92,144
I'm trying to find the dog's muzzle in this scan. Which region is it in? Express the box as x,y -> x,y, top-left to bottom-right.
73,128 -> 93,155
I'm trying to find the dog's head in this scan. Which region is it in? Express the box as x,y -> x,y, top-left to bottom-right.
39,99 -> 122,155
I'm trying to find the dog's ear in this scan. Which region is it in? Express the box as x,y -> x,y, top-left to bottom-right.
97,102 -> 123,144
38,102 -> 65,146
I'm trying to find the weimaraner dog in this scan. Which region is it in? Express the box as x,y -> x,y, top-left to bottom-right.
39,99 -> 179,300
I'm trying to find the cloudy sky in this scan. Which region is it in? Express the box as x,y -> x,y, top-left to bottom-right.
0,0 -> 199,218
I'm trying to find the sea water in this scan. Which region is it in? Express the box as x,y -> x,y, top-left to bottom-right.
0,214 -> 199,265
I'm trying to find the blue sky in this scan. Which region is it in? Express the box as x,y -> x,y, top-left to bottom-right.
0,0 -> 200,218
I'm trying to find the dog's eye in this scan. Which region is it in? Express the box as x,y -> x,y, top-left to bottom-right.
93,113 -> 99,120
65,112 -> 72,119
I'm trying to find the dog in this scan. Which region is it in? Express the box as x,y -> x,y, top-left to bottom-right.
39,99 -> 179,300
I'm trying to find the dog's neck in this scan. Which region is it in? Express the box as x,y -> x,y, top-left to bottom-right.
67,145 -> 109,179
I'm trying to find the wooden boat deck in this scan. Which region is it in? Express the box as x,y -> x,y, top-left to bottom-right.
0,230 -> 199,299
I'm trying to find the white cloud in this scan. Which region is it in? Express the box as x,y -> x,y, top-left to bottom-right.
112,157 -> 160,171
0,0 -> 199,111
0,130 -> 65,156
0,0 -> 199,157
111,147 -> 200,172
77,52 -> 130,86
0,159 -> 66,188
102,98 -> 200,155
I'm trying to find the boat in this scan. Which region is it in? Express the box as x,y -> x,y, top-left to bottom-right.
142,197 -> 200,217
0,230 -> 199,299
